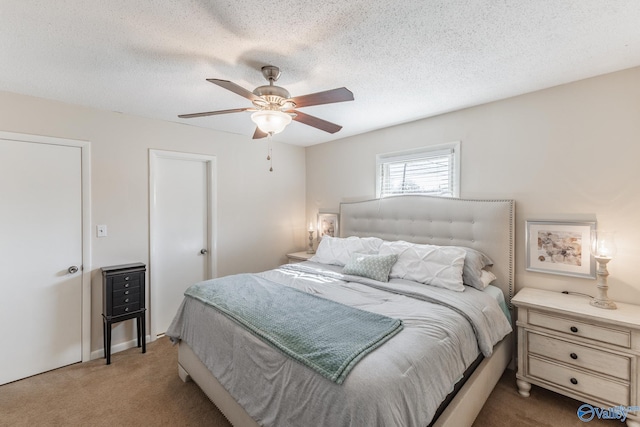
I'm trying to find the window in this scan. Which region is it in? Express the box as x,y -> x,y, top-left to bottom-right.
376,142 -> 460,198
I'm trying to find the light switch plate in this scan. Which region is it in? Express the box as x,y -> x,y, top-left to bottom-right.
97,224 -> 107,237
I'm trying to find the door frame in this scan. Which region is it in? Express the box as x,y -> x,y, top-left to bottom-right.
148,149 -> 217,341
0,130 -> 92,362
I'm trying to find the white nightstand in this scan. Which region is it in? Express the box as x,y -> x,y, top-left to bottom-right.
286,251 -> 314,263
513,288 -> 640,427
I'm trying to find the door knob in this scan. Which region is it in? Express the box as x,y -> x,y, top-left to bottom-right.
68,266 -> 79,274
200,249 -> 208,255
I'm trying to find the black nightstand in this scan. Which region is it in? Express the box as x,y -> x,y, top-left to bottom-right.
101,262 -> 146,365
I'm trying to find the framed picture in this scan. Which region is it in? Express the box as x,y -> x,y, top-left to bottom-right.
525,220 -> 596,279
317,212 -> 339,240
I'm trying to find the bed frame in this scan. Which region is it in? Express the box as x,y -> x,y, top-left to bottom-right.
178,195 -> 515,427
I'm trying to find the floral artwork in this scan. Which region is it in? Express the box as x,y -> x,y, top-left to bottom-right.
537,230 -> 582,266
526,220 -> 596,278
320,218 -> 336,237
317,213 -> 339,240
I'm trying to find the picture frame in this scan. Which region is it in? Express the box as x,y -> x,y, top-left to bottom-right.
525,220 -> 596,279
317,212 -> 339,240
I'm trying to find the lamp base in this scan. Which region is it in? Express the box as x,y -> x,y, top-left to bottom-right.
307,230 -> 315,254
592,256 -> 616,310
590,298 -> 617,310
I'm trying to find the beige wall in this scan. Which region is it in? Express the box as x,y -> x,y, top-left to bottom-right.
306,66 -> 640,305
3,65 -> 639,355
0,91 -> 307,353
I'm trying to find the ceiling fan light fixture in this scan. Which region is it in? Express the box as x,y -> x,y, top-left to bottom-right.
179,66 -> 353,139
251,110 -> 292,135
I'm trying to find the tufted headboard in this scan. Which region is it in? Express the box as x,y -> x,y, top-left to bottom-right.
339,195 -> 515,304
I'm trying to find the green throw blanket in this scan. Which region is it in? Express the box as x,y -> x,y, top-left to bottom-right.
185,273 -> 403,384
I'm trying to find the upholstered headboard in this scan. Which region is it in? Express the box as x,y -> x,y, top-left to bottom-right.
339,195 -> 515,304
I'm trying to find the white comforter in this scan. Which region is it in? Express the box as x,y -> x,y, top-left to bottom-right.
167,262 -> 512,427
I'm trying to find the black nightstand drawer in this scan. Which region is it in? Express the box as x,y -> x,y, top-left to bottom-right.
112,302 -> 142,316
112,279 -> 141,292
112,290 -> 141,307
112,272 -> 142,284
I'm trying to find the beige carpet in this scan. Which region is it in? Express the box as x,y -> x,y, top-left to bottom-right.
0,337 -> 620,426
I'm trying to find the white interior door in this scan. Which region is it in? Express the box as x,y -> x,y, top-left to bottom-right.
150,150 -> 216,337
0,136 -> 84,385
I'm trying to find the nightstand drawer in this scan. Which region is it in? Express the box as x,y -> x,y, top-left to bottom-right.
528,355 -> 630,406
112,302 -> 142,316
528,332 -> 631,380
528,310 -> 630,348
112,272 -> 142,284
112,291 -> 141,307
113,286 -> 140,297
112,279 -> 141,292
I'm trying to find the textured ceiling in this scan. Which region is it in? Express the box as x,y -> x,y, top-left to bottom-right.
1,1 -> 639,146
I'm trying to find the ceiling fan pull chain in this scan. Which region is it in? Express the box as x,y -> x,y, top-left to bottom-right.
269,147 -> 273,172
266,133 -> 274,172
269,149 -> 273,172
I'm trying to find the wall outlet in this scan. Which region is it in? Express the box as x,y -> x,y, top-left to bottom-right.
97,224 -> 108,237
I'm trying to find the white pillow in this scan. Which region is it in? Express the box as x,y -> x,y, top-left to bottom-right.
379,241 -> 466,291
478,269 -> 497,289
310,236 -> 384,266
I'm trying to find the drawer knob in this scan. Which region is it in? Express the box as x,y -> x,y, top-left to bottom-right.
124,307 -> 129,312
570,326 -> 578,333
570,377 -> 578,385
125,276 -> 130,281
124,298 -> 129,303
570,353 -> 578,360
124,283 -> 129,288
124,290 -> 129,295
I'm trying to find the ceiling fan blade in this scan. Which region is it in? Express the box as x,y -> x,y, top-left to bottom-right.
290,87 -> 354,108
207,79 -> 261,102
291,110 -> 342,134
252,127 -> 269,139
178,108 -> 251,119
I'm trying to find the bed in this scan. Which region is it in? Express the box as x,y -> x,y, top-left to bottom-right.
167,195 -> 515,427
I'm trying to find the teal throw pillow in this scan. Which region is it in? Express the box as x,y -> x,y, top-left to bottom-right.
342,253 -> 398,282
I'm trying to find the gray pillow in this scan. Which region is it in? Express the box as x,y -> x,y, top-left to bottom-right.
342,253 -> 398,282
456,247 -> 494,290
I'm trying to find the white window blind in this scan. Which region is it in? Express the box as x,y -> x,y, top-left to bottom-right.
376,142 -> 460,198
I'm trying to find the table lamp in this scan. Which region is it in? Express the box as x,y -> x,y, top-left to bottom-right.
307,222 -> 316,254
590,230 -> 617,309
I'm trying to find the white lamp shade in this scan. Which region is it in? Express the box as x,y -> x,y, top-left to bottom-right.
591,230 -> 617,258
251,110 -> 292,134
